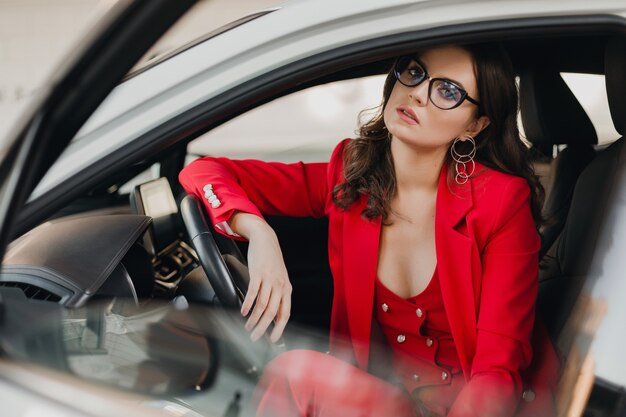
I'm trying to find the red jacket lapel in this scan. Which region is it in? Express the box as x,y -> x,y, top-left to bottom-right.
342,195 -> 381,369
435,165 -> 478,380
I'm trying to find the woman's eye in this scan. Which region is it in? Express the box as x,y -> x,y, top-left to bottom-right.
437,82 -> 462,101
407,69 -> 422,78
406,64 -> 425,79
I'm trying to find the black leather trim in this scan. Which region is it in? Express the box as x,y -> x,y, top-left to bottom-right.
540,144 -> 596,257
539,138 -> 624,340
0,214 -> 152,307
179,195 -> 242,309
176,266 -> 217,305
606,37 -> 626,134
520,70 -> 597,153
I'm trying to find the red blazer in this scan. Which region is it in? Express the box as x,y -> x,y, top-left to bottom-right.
179,139 -> 560,417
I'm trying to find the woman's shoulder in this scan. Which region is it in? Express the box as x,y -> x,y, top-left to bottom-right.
326,138 -> 352,181
330,138 -> 352,163
472,161 -> 530,194
469,162 -> 539,247
469,162 -> 533,221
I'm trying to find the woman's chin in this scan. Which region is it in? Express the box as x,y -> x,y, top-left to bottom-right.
391,135 -> 452,155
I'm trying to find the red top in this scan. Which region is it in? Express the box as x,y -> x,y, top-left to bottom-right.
375,268 -> 463,393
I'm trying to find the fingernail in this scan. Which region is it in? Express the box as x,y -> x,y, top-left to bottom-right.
250,332 -> 259,342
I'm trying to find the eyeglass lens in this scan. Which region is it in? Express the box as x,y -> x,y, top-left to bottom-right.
395,57 -> 465,110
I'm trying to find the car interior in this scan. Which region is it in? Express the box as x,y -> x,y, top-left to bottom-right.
1,27 -> 625,415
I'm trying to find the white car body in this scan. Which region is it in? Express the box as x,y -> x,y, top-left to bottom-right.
3,0 -> 626,416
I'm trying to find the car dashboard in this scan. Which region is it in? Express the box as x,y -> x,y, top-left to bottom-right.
0,178 -> 253,411
0,177 -> 202,308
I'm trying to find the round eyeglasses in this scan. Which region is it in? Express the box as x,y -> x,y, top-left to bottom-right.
393,56 -> 481,110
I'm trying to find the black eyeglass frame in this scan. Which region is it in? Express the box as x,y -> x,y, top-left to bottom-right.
393,56 -> 481,110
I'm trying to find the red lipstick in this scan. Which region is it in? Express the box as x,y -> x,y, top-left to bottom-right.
396,105 -> 419,125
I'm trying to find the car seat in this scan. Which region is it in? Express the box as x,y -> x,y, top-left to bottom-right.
537,36 -> 625,342
519,68 -> 597,258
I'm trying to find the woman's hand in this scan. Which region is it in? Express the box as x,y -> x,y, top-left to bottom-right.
229,212 -> 292,343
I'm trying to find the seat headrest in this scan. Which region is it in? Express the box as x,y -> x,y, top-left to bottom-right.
606,37 -> 626,135
520,69 -> 597,155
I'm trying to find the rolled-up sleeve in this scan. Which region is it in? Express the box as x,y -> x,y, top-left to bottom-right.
178,140 -> 349,239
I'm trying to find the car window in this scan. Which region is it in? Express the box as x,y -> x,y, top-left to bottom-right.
187,75 -> 387,162
189,72 -> 618,163
118,163 -> 161,195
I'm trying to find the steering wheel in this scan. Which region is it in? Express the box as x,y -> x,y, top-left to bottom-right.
179,194 -> 249,309
180,194 -> 284,376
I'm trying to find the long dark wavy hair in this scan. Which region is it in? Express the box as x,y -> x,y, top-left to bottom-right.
331,43 -> 545,229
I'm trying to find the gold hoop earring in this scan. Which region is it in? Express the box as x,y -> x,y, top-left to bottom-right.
450,135 -> 476,185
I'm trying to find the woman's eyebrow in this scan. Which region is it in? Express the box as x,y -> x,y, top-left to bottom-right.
442,77 -> 467,89
417,59 -> 467,89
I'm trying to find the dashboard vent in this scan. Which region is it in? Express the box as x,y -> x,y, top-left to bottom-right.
0,281 -> 62,302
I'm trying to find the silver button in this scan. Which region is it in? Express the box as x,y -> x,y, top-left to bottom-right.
441,371 -> 448,381
522,389 -> 535,402
412,374 -> 420,382
211,199 -> 221,208
397,334 -> 406,343
381,303 -> 389,312
203,184 -> 213,192
416,308 -> 424,318
425,338 -> 434,347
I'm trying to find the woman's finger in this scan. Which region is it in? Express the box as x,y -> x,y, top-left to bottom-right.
251,288 -> 283,341
245,281 -> 272,331
241,274 -> 261,316
270,287 -> 291,343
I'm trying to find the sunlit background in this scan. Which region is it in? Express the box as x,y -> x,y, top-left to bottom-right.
0,0 -> 280,144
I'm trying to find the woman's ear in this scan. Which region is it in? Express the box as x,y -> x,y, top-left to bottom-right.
464,116 -> 491,138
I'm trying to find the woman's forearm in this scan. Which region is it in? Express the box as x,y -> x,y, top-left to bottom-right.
228,211 -> 275,240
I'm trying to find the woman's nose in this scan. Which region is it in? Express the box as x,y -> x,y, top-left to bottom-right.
408,80 -> 429,106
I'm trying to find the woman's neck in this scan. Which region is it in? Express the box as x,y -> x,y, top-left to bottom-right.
390,138 -> 446,195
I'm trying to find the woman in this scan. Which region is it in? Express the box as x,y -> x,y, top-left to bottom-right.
179,44 -> 560,417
